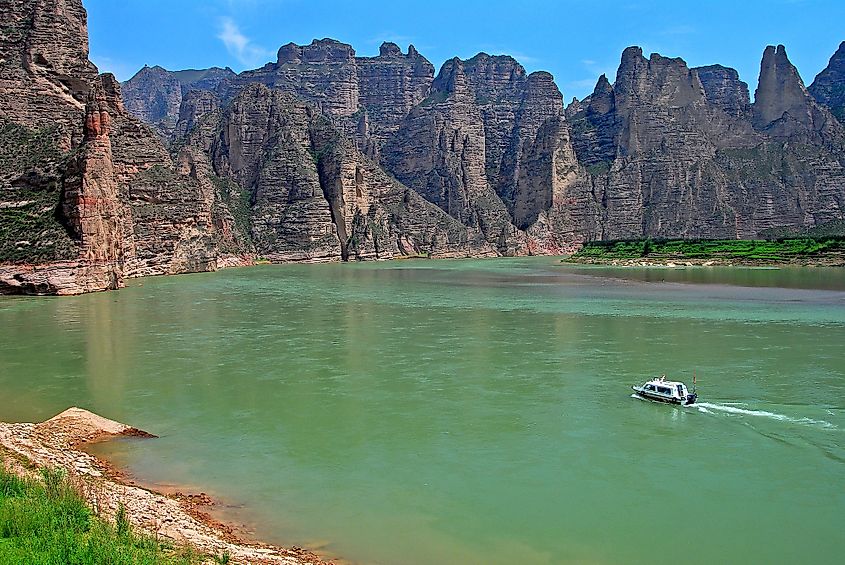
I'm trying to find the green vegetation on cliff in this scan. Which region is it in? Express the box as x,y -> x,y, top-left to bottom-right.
0,122 -> 79,263
568,237 -> 845,264
0,463 -> 200,564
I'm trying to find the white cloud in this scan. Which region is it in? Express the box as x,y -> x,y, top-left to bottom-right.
217,17 -> 273,68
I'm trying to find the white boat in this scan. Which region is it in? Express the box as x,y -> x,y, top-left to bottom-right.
632,376 -> 697,405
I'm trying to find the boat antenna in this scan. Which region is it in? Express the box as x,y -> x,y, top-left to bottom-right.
693,369 -> 697,394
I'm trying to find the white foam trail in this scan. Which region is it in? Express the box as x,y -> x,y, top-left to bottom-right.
695,402 -> 836,429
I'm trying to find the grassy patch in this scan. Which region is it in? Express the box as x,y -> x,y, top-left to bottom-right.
210,174 -> 252,239
419,90 -> 448,107
0,463 -> 200,564
569,237 -> 845,262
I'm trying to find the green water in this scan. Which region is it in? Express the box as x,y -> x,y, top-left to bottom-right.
1,259 -> 844,564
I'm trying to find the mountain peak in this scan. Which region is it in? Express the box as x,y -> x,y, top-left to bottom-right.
809,41 -> 845,122
379,42 -> 402,57
753,43 -> 811,129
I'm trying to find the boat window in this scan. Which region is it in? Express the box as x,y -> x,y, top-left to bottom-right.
677,385 -> 684,396
657,386 -> 671,395
645,384 -> 655,391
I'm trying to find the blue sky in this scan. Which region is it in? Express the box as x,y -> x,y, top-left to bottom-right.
87,0 -> 844,101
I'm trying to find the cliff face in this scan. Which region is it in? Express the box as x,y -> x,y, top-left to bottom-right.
566,44 -> 845,240
809,42 -> 845,123
122,66 -> 235,139
695,65 -> 751,118
196,84 -> 491,262
381,55 -> 574,252
0,0 -> 250,294
0,0 -> 98,149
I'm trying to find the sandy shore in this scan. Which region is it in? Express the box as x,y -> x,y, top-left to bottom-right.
0,407 -> 335,565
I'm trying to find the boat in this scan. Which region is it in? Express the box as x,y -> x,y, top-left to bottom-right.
632,375 -> 697,405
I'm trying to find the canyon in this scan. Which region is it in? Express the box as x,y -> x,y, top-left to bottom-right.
1,0 -> 844,294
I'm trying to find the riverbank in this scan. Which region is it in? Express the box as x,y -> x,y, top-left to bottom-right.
0,408 -> 333,565
564,237 -> 845,267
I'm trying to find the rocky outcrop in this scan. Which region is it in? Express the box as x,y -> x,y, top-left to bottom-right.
222,39 -> 435,155
355,42 -> 434,153
207,86 -> 341,262
173,90 -> 222,140
0,0 -> 122,294
381,57 -> 522,252
809,41 -> 845,123
58,75 -> 125,292
121,66 -> 182,138
694,65 -> 750,117
517,117 -> 599,253
752,45 -> 834,140
381,54 -> 577,252
125,40 -> 435,153
0,409 -> 332,564
315,125 -> 492,260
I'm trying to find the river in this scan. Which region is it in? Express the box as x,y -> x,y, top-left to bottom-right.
1,258 -> 843,564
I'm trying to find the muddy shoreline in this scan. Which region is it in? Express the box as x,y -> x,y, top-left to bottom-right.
0,407 -> 337,565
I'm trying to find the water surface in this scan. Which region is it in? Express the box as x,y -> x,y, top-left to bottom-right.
1,259 -> 843,564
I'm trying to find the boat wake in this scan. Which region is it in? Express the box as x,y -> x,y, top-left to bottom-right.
631,394 -> 837,429
694,402 -> 837,430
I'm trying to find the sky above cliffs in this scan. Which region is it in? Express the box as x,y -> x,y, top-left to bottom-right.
87,0 -> 844,100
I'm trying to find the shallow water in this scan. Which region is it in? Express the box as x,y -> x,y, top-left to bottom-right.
1,259 -> 844,564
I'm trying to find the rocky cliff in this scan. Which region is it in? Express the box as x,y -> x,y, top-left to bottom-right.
2,0 -> 845,295
192,83 -> 491,262
810,42 -> 845,123
122,66 -> 235,139
0,0 -> 250,294
566,44 -> 845,240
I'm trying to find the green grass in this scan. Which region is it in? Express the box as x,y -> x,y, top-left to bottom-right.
0,463 -> 201,565
569,237 -> 845,262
